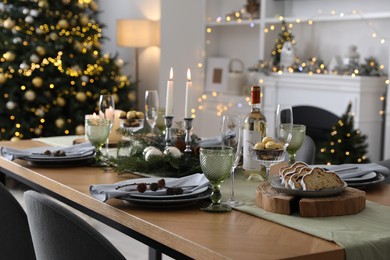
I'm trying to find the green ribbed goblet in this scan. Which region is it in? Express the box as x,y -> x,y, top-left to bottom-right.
200,147 -> 234,213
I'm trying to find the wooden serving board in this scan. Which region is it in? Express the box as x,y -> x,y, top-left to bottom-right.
255,182 -> 366,217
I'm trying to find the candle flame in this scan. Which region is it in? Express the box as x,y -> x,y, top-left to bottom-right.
187,68 -> 191,81
169,67 -> 173,80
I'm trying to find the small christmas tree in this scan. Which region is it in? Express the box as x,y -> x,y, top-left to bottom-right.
271,20 -> 295,67
317,103 -> 370,165
0,0 -> 136,140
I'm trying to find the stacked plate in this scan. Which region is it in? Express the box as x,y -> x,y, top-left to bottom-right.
0,143 -> 95,166
114,177 -> 212,208
340,172 -> 386,188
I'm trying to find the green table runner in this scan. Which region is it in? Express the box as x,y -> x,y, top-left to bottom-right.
223,176 -> 390,260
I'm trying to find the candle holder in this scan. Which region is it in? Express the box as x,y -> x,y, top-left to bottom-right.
163,115 -> 174,148
184,117 -> 193,155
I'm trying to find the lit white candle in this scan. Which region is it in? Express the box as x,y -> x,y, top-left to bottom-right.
184,68 -> 192,118
165,68 -> 174,116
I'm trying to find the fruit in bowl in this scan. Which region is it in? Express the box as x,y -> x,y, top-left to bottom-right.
252,136 -> 285,161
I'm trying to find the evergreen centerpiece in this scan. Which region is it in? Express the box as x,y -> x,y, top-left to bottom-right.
0,0 -> 135,140
109,122 -> 202,177
271,20 -> 295,67
317,103 -> 370,165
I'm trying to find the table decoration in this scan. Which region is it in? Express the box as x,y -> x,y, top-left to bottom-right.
108,122 -> 202,177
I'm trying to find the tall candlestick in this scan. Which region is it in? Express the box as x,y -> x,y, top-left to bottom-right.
165,68 -> 174,116
184,68 -> 192,118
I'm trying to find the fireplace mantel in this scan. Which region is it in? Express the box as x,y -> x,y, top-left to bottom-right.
196,73 -> 387,162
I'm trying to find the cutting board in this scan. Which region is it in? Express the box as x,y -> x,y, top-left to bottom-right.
255,181 -> 366,217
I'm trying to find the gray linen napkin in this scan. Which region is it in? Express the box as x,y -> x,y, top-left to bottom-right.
0,142 -> 94,161
312,163 -> 390,179
90,173 -> 210,202
197,136 -> 221,147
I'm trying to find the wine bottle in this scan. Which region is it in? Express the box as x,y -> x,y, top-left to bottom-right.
243,86 -> 267,179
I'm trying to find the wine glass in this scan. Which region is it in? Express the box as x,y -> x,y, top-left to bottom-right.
199,147 -> 234,213
221,114 -> 244,207
287,124 -> 306,164
145,90 -> 159,133
275,104 -> 293,146
85,118 -> 111,164
99,95 -> 115,154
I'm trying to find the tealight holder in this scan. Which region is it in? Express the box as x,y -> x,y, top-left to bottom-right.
184,118 -> 193,155
163,115 -> 173,148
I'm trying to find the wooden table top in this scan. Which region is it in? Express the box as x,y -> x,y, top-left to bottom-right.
1,140 -> 390,260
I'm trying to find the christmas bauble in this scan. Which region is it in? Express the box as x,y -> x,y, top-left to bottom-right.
30,9 -> 39,17
4,51 -> 15,62
20,62 -> 30,70
3,18 -> 15,29
38,0 -> 49,9
128,91 -> 136,102
75,124 -> 85,135
144,148 -> 163,161
57,19 -> 69,29
62,0 -> 71,5
35,108 -> 45,117
49,32 -> 58,41
22,8 -> 29,15
164,146 -> 182,158
56,97 -> 66,106
80,15 -> 89,26
35,27 -> 44,35
30,54 -> 40,63
13,37 -> 22,44
115,58 -> 124,68
55,118 -> 65,128
25,16 -> 34,24
10,137 -> 20,142
143,146 -> 157,156
36,46 -> 46,56
90,1 -> 99,11
34,128 -> 42,136
75,92 -> 87,102
6,101 -> 16,110
32,77 -> 43,88
80,75 -> 89,82
0,73 -> 6,84
24,90 -> 36,101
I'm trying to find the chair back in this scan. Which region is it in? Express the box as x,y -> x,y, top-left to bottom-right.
295,135 -> 316,164
0,182 -> 36,260
24,190 -> 126,260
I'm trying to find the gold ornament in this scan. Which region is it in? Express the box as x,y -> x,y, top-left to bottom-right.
0,73 -> 7,84
75,124 -> 85,135
62,0 -> 71,4
30,54 -> 40,63
128,91 -> 137,102
36,46 -> 46,56
3,18 -> 15,29
56,97 -> 66,106
80,15 -> 89,26
4,51 -> 16,62
34,128 -> 42,136
90,1 -> 99,11
32,77 -> 43,88
55,118 -> 65,128
38,0 -> 49,9
49,32 -> 59,41
57,19 -> 69,29
75,92 -> 87,102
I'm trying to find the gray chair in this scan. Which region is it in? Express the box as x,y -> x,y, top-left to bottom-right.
24,190 -> 126,260
295,135 -> 316,165
0,182 -> 36,260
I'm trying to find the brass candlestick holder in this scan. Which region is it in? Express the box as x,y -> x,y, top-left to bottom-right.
184,118 -> 193,155
163,115 -> 173,148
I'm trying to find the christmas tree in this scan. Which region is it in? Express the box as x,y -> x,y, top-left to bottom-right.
271,20 -> 295,67
317,103 -> 370,165
0,0 -> 136,141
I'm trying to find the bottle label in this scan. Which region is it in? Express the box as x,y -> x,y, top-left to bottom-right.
243,129 -> 261,171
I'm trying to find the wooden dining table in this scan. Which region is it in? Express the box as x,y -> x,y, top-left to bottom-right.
1,139 -> 389,260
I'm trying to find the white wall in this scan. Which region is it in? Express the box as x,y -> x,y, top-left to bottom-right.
97,0 -> 161,111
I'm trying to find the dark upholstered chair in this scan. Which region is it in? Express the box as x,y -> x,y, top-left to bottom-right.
24,190 -> 126,260
378,159 -> 390,184
294,135 -> 316,165
0,182 -> 36,260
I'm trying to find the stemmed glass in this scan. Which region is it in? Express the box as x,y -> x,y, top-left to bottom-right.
199,147 -> 234,213
98,95 -> 115,154
145,90 -> 159,134
275,104 -> 293,147
85,118 -> 111,164
252,145 -> 286,180
287,124 -> 306,164
221,114 -> 244,207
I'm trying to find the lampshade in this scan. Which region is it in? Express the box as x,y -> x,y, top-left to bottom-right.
116,19 -> 160,48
